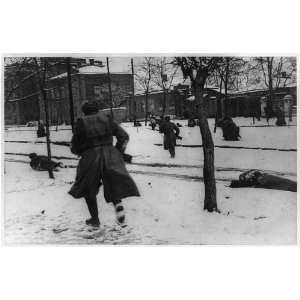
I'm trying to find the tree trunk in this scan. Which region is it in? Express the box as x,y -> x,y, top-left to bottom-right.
34,58 -> 54,179
267,58 -> 274,114
66,57 -> 75,132
162,88 -> 167,117
106,57 -> 114,119
224,57 -> 230,117
214,79 -> 223,133
195,77 -> 218,212
145,91 -> 149,125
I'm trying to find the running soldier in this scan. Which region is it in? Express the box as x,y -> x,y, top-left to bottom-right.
69,102 -> 140,227
160,116 -> 180,158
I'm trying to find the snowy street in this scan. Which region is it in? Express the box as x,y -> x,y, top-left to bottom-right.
3,117 -> 297,245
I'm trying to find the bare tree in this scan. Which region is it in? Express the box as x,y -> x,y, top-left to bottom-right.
135,57 -> 155,125
175,57 -> 222,212
252,57 -> 296,113
31,57 -> 54,178
5,57 -> 63,179
151,58 -> 179,117
213,57 -> 246,117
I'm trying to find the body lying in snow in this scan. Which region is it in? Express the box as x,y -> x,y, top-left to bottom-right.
230,169 -> 296,192
29,153 -> 62,171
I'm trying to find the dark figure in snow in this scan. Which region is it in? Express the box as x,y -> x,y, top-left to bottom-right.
160,116 -> 180,158
69,101 -> 140,227
220,117 -> 241,141
230,169 -> 297,192
188,118 -> 196,127
37,120 -> 46,138
150,116 -> 156,130
275,106 -> 286,126
134,120 -> 142,127
29,153 -> 62,171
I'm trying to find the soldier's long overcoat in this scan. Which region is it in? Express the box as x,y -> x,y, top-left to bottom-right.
69,114 -> 140,202
160,122 -> 180,151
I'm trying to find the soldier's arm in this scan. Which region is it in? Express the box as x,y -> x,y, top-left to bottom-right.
174,123 -> 180,136
70,119 -> 84,155
112,121 -> 129,153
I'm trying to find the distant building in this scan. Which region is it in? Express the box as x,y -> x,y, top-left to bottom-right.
133,91 -> 175,119
4,62 -> 41,125
132,87 -> 223,119
4,57 -> 87,125
226,85 -> 297,118
45,65 -> 133,125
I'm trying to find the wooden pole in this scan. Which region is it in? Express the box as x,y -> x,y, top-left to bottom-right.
214,79 -> 222,133
66,57 -> 75,132
106,57 -> 113,118
33,58 -> 54,179
131,58 -> 136,121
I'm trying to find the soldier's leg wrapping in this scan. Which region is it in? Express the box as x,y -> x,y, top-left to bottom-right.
84,195 -> 99,220
169,145 -> 175,157
112,199 -> 125,225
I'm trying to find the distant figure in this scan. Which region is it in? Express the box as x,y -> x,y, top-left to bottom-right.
29,153 -> 62,172
150,116 -> 157,130
37,120 -> 46,138
275,106 -> 286,126
220,117 -> 241,141
176,123 -> 183,128
160,116 -> 180,158
134,120 -> 142,127
188,118 -> 196,127
230,169 -> 296,192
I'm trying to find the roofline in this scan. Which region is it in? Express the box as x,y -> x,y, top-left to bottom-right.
227,85 -> 297,96
50,71 -> 132,80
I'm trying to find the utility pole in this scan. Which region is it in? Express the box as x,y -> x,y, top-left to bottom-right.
33,57 -> 54,179
106,57 -> 113,118
161,59 -> 167,117
131,58 -> 136,121
66,57 -> 75,132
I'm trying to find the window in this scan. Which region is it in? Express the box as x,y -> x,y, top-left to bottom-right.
94,86 -> 101,100
54,89 -> 60,100
140,103 -> 144,113
49,89 -> 55,100
60,86 -> 65,98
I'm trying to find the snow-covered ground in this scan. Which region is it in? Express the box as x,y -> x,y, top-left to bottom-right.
3,117 -> 297,245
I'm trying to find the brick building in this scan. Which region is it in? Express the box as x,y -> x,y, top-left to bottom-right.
4,63 -> 41,125
4,57 -> 87,125
45,65 -> 133,124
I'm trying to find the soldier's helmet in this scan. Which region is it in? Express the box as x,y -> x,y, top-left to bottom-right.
81,101 -> 99,115
29,153 -> 37,159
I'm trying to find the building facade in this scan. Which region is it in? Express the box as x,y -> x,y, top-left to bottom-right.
4,57 -> 87,125
226,85 -> 297,118
43,65 -> 133,124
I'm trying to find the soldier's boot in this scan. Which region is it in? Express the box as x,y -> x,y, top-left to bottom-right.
113,200 -> 126,227
85,196 -> 100,227
85,218 -> 100,227
170,148 -> 175,158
